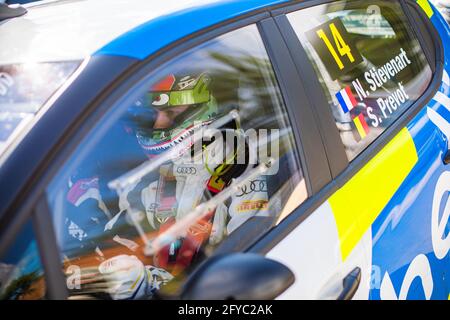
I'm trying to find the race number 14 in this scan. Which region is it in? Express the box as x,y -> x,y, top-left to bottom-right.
306,18 -> 363,80
317,23 -> 355,70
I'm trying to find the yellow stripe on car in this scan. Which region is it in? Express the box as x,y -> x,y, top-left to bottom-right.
329,128 -> 418,260
417,0 -> 434,18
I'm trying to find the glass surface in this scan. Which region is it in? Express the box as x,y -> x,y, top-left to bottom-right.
288,0 -> 432,160
46,25 -> 307,300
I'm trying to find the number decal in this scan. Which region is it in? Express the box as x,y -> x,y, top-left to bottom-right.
316,23 -> 356,71
306,18 -> 363,80
330,23 -> 355,63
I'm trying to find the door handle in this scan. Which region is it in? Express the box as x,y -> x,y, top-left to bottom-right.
337,267 -> 361,300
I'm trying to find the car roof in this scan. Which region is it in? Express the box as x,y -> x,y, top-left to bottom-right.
0,0 -> 289,64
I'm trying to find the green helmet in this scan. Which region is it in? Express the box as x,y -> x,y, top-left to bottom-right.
150,73 -> 212,108
134,73 -> 219,158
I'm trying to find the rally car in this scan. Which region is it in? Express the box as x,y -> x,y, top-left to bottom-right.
0,0 -> 449,300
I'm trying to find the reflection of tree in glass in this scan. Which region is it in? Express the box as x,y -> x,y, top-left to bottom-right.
207,51 -> 282,130
1,270 -> 40,300
206,50 -> 294,163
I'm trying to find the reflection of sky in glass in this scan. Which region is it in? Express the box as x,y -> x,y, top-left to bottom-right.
11,241 -> 42,278
163,25 -> 268,74
0,61 -> 80,113
1,223 -> 43,297
328,10 -> 396,37
0,61 -> 80,158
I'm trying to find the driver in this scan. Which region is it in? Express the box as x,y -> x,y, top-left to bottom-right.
64,72 -> 269,299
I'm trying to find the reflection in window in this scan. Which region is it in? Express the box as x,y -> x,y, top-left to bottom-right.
288,0 -> 432,160
46,25 -> 306,300
0,220 -> 46,300
0,61 -> 80,156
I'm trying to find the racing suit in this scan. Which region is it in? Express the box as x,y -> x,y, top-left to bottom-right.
63,132 -> 269,300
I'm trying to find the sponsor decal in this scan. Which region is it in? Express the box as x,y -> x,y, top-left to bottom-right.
176,166 -> 197,175
237,199 -> 268,213
371,76 -> 450,300
236,179 -> 267,197
207,175 -> 225,193
306,17 -> 363,80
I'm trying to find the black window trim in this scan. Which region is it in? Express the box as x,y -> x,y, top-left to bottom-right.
33,197 -> 68,299
258,17 -> 331,195
401,0 -> 437,72
273,14 -> 349,179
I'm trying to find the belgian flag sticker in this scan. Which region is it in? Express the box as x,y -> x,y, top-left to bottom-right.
353,113 -> 370,141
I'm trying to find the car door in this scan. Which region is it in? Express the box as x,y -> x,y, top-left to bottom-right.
263,0 -> 449,300
34,21 -> 328,300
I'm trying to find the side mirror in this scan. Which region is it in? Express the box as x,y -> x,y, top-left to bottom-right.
180,253 -> 295,300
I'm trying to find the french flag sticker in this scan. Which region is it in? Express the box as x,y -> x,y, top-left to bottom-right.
336,86 -> 358,113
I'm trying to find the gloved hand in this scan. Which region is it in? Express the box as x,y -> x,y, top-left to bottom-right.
98,254 -> 173,300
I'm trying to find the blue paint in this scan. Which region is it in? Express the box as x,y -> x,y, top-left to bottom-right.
95,0 -> 288,60
369,2 -> 450,299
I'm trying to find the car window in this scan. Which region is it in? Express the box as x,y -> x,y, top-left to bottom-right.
0,61 -> 80,158
287,0 -> 432,160
0,220 -> 46,300
45,24 -> 307,300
